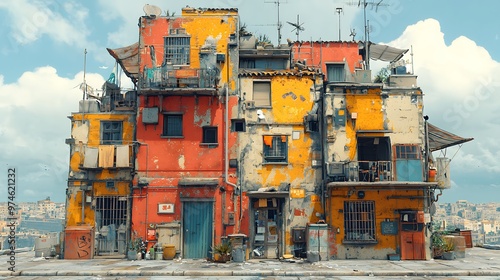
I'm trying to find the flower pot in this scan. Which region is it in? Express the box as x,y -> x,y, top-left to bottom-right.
213,253 -> 231,263
442,251 -> 455,260
127,250 -> 138,260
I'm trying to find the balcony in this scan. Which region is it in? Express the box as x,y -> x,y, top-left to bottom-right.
141,67 -> 219,94
327,161 -> 393,182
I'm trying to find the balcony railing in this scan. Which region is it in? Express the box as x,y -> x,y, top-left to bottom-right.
142,67 -> 219,89
329,161 -> 393,182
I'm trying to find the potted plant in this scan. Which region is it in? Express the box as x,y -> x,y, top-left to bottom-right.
127,237 -> 145,260
431,231 -> 446,258
211,241 -> 232,263
442,239 -> 455,260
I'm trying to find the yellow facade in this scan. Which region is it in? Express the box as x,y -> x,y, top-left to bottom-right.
66,112 -> 135,227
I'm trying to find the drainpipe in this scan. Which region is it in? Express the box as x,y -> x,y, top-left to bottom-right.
81,189 -> 85,224
224,40 -> 238,232
424,116 -> 429,213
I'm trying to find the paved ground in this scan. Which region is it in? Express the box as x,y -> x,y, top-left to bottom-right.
1,247 -> 499,279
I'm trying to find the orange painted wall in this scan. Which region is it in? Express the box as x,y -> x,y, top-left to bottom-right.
292,41 -> 362,75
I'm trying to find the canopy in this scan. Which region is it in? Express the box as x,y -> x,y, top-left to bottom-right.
428,123 -> 474,152
107,42 -> 139,83
369,43 -> 408,63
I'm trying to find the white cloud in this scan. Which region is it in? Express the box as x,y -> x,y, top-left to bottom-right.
376,18 -> 500,202
0,0 -> 96,50
0,67 -> 105,202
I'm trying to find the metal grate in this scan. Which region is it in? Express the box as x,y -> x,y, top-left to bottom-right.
94,196 -> 129,255
164,36 -> 190,65
343,200 -> 376,242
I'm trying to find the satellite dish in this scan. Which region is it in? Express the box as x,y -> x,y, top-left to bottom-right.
143,4 -> 162,18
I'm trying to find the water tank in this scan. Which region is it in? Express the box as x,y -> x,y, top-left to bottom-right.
79,100 -> 100,113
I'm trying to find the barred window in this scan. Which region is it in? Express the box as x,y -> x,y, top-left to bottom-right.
263,135 -> 287,164
164,36 -> 190,65
202,126 -> 218,144
343,200 -> 376,243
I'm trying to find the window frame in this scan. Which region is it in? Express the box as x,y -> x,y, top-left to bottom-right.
162,113 -> 183,138
164,36 -> 191,66
202,126 -> 218,145
394,144 -> 421,160
101,121 -> 123,145
253,80 -> 271,107
343,200 -> 377,244
263,135 -> 288,164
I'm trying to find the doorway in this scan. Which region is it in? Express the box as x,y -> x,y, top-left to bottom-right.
183,201 -> 213,259
250,198 -> 283,259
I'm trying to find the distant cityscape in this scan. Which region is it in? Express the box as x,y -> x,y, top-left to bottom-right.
1,197 -> 499,251
0,197 -> 64,249
434,200 -> 500,245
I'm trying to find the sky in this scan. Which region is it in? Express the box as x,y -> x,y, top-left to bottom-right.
1,0 -> 499,203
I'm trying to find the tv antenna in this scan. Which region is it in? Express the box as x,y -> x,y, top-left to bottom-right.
349,28 -> 356,41
265,0 -> 288,45
287,15 -> 305,42
143,4 -> 162,18
345,0 -> 389,70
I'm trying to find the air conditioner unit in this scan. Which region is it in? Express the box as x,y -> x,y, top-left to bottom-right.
327,162 -> 344,177
245,100 -> 255,109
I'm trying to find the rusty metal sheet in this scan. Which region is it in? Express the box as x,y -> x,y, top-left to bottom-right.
428,123 -> 473,152
107,42 -> 139,81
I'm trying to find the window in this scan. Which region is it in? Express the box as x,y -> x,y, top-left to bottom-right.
101,121 -> 122,144
327,63 -> 345,82
164,36 -> 190,65
344,201 -> 376,243
253,81 -> 271,107
163,114 -> 183,137
263,135 -> 287,163
395,144 -> 421,159
202,126 -> 218,144
231,119 -> 246,132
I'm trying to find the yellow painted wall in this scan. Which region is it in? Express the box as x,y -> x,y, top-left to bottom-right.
328,188 -> 425,258
66,112 -> 134,227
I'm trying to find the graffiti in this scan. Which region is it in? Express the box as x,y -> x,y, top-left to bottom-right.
77,234 -> 91,258
328,229 -> 338,258
293,208 -> 306,217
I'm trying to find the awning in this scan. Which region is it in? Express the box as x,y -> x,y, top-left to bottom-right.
107,42 -> 139,83
369,43 -> 408,63
428,123 -> 474,152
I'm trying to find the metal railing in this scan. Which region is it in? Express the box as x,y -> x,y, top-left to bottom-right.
330,161 -> 393,182
142,67 -> 219,89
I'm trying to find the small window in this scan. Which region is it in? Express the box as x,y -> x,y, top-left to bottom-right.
106,181 -> 115,189
344,200 -> 376,243
164,36 -> 190,65
327,63 -> 345,82
202,126 -> 218,144
395,145 -> 421,159
263,135 -> 287,164
253,81 -> 271,107
163,114 -> 183,137
101,121 -> 122,144
231,119 -> 246,132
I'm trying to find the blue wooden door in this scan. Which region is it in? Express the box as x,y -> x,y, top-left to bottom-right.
183,201 -> 213,259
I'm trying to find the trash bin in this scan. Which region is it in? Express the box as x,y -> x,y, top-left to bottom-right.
228,234 -> 247,262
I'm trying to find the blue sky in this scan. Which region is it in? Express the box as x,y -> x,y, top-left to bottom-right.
1,0 -> 499,203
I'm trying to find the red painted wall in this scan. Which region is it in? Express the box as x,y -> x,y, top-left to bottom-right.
292,41 -> 363,75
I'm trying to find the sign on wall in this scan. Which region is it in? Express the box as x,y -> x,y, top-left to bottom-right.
158,203 -> 175,214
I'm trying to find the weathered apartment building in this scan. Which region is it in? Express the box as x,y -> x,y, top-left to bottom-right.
63,6 -> 472,260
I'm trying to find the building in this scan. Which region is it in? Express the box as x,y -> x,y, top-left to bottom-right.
64,80 -> 136,258
110,7 -> 240,259
237,39 -> 325,258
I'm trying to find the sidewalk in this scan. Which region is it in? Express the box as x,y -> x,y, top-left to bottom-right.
1,247 -> 499,277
